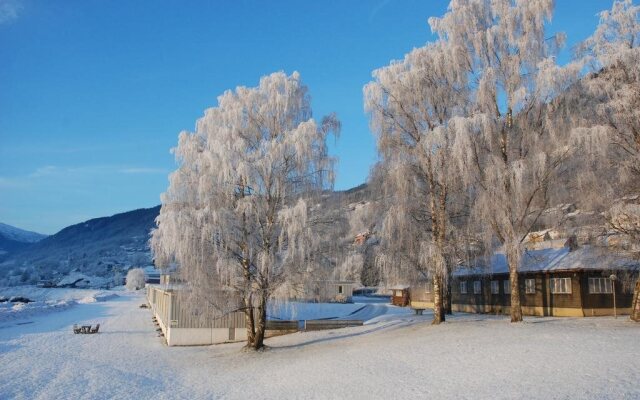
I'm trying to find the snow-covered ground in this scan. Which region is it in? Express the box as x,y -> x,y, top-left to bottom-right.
1,291 -> 639,399
0,286 -> 118,323
267,296 -> 403,321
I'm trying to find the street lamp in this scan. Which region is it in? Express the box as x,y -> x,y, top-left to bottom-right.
609,274 -> 617,319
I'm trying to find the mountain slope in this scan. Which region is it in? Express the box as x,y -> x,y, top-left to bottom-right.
0,223 -> 47,243
0,206 -> 160,285
0,184 -> 374,287
0,223 -> 47,255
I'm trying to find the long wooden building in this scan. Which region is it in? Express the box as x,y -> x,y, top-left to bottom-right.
409,245 -> 639,317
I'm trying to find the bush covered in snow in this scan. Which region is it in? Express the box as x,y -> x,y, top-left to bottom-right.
125,268 -> 145,291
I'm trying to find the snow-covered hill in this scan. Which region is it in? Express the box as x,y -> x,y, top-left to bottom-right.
0,184 -> 374,288
0,206 -> 160,287
0,223 -> 48,256
0,223 -> 47,243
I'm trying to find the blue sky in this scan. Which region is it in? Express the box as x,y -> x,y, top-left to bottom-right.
0,0 -> 617,234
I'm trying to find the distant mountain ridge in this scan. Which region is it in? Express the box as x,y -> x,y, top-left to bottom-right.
0,223 -> 48,243
0,223 -> 48,255
0,206 -> 160,286
0,184 -> 373,287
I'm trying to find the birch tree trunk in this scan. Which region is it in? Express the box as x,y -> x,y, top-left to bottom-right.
252,292 -> 268,349
432,273 -> 444,324
631,277 -> 640,322
243,292 -> 255,347
444,270 -> 453,315
506,246 -> 523,322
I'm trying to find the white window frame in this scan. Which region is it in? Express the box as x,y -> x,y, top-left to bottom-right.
473,281 -> 481,294
491,280 -> 499,294
525,279 -> 536,294
460,281 -> 467,294
588,277 -> 612,294
425,282 -> 431,293
550,277 -> 572,294
504,280 -> 511,294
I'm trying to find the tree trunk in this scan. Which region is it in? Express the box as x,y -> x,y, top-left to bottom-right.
243,294 -> 256,347
631,277 -> 640,322
508,267 -> 522,322
506,246 -> 523,323
444,268 -> 453,315
252,292 -> 268,350
432,273 -> 445,324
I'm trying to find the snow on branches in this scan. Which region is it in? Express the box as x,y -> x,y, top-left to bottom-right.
151,71 -> 339,349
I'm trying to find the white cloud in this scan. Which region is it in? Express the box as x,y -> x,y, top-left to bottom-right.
29,165 -> 59,178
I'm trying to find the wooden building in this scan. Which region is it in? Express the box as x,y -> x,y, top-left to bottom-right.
275,280 -> 355,303
390,285 -> 410,307
409,245 -> 639,317
306,280 -> 355,303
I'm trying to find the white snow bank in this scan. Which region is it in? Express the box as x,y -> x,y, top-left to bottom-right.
56,272 -> 112,288
0,287 -> 120,323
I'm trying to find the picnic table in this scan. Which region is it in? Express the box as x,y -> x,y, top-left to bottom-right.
73,324 -> 100,334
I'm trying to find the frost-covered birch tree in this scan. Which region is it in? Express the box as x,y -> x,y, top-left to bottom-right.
365,41 -> 471,324
429,0 -> 580,322
151,71 -> 339,349
578,0 -> 640,322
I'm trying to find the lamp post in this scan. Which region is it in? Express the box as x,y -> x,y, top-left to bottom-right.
609,274 -> 617,319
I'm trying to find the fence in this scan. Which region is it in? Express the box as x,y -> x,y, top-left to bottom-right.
303,319 -> 364,331
146,285 -> 365,346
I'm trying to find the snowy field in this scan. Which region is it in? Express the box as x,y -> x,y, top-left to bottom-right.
0,286 -> 118,324
0,291 -> 639,399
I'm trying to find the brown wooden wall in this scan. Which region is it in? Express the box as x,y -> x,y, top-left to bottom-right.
450,271 -> 634,316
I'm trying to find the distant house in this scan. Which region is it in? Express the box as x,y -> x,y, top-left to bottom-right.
276,280 -> 355,303
408,245 -> 639,317
354,231 -> 371,246
143,266 -> 160,284
390,285 -> 410,307
523,229 -> 567,250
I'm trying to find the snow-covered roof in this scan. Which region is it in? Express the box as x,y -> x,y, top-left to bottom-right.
390,285 -> 410,290
454,246 -> 640,277
315,280 -> 356,285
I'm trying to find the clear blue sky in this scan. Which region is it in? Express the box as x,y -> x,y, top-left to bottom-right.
0,0 -> 617,234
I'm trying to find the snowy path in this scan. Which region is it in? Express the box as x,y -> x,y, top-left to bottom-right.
1,292 -> 639,399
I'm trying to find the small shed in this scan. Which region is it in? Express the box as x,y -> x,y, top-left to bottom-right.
390,285 -> 410,307
313,280 -> 355,303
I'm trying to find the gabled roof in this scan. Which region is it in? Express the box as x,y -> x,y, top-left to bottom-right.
454,246 -> 640,277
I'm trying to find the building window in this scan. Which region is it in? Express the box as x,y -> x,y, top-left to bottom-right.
473,281 -> 481,294
588,277 -> 612,294
550,277 -> 572,294
491,280 -> 499,294
425,282 -> 431,293
525,279 -> 536,294
460,281 -> 467,294
338,285 -> 343,294
504,280 -> 511,294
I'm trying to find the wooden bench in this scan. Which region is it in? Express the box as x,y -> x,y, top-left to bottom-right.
72,324 -> 100,334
